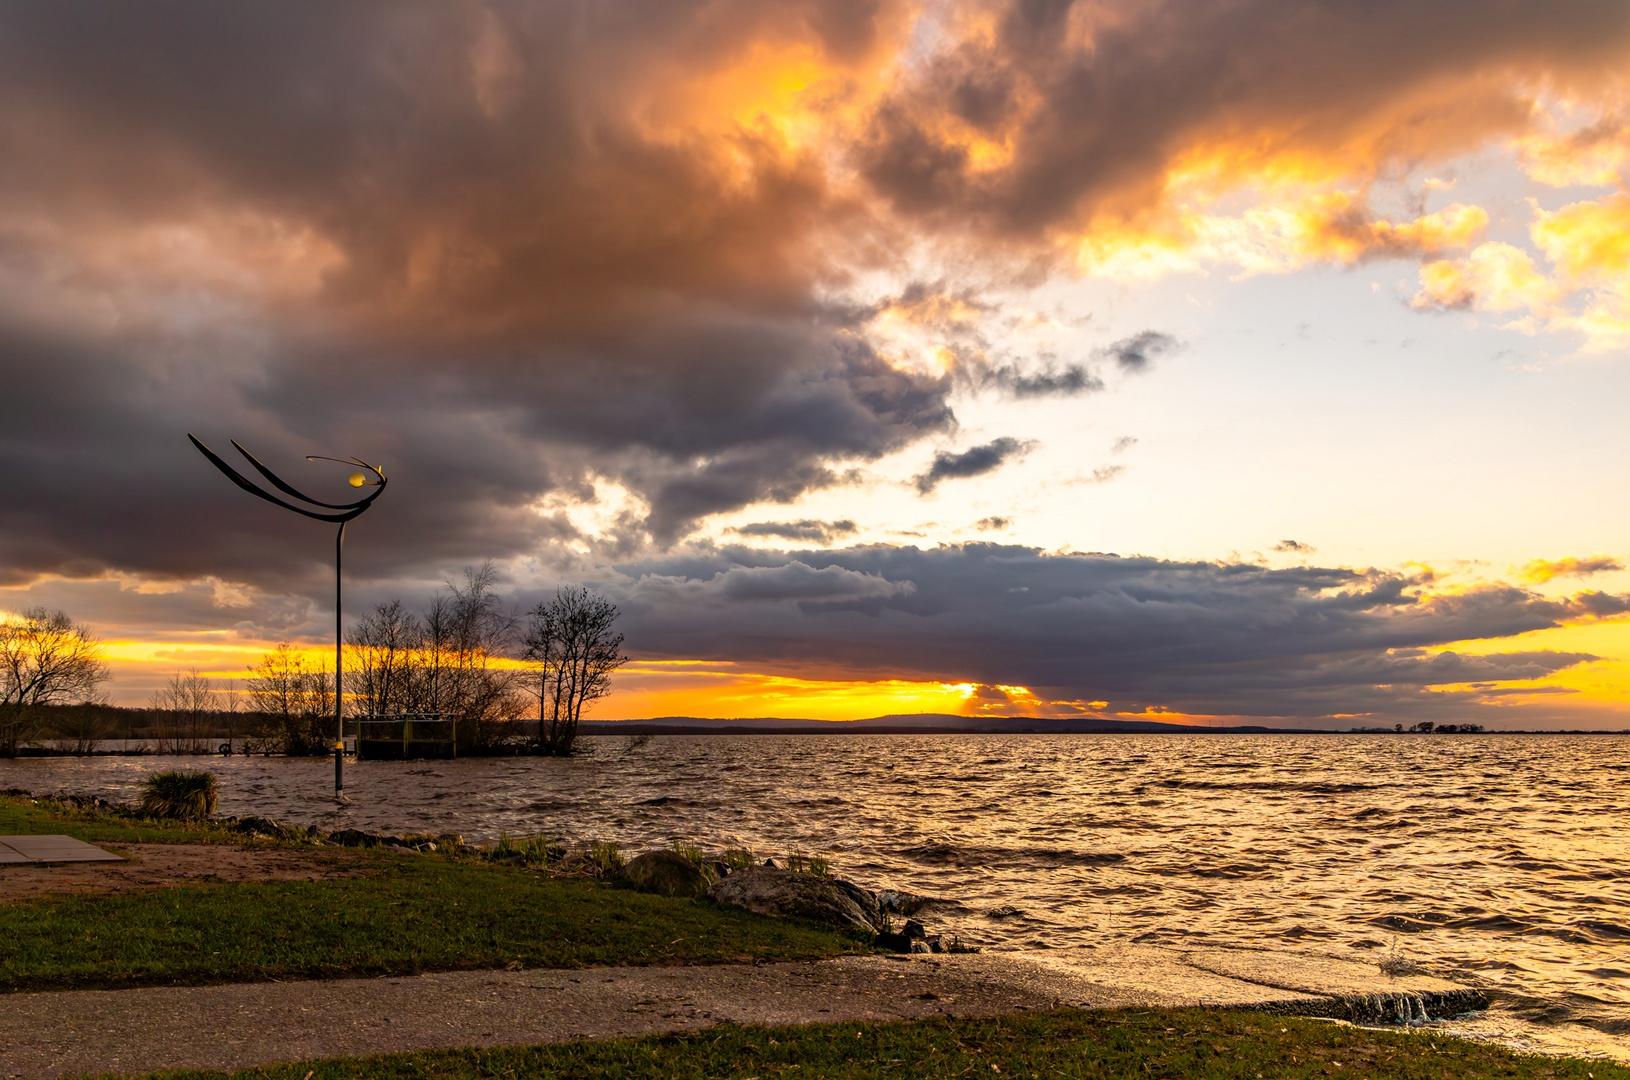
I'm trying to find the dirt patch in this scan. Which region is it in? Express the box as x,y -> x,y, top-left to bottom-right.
0,843 -> 370,903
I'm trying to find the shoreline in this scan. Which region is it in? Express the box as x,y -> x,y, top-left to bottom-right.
5,789 -> 1629,1070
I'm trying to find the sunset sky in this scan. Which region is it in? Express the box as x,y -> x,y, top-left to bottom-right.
3,0 -> 1630,727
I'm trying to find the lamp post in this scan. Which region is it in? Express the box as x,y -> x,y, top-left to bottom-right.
188,435 -> 387,799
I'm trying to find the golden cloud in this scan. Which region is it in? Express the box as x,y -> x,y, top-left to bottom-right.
1521,555 -> 1626,584
1413,194 -> 1630,349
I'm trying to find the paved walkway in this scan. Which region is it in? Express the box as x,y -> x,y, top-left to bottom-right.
0,947 -> 1474,1078
0,836 -> 121,865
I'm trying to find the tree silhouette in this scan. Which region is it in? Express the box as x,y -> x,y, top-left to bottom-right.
523,587 -> 627,756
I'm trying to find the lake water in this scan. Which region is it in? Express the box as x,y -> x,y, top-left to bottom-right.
6,733 -> 1628,1059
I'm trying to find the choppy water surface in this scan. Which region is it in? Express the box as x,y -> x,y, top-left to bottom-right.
7,734 -> 1629,1056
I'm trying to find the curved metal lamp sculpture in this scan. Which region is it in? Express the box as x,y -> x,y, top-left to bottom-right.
188,434 -> 387,798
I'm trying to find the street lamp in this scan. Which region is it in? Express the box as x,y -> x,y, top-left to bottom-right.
188,435 -> 387,799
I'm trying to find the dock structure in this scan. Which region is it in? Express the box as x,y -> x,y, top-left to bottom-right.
354,714 -> 457,760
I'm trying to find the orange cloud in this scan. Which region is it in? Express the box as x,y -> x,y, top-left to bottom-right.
1517,111 -> 1630,189
1075,193 -> 1488,280
1414,241 -> 1560,314
1520,555 -> 1626,584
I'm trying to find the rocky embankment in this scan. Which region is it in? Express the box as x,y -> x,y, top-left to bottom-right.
616,847 -> 962,953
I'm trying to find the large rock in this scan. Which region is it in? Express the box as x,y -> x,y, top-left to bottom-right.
706,866 -> 882,932
620,849 -> 713,898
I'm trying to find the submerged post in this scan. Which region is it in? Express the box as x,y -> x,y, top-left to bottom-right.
335,520 -> 345,792
187,434 -> 387,800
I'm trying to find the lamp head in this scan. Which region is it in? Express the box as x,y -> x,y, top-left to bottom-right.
348,472 -> 367,488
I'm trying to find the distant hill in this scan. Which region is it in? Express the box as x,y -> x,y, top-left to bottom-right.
578,714 -> 1305,735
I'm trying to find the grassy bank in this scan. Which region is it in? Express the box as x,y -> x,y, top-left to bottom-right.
118,1008 -> 1628,1080
0,791 -> 252,845
0,795 -> 863,991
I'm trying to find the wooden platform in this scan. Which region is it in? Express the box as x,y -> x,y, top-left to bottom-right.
0,835 -> 124,864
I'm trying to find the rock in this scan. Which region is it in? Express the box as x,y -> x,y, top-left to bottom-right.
878,890 -> 931,916
620,849 -> 713,898
328,828 -> 399,848
706,865 -> 882,933
987,904 -> 1025,919
903,919 -> 927,940
926,935 -> 946,954
709,860 -> 731,880
910,940 -> 931,954
763,857 -> 780,868
874,931 -> 912,952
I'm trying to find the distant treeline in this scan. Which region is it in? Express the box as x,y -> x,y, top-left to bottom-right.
1348,722 -> 1487,733
21,701 -> 242,754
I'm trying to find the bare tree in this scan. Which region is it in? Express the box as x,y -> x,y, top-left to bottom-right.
245,643 -> 333,755
347,567 -> 526,751
150,669 -> 221,753
420,564 -> 524,750
523,587 -> 627,756
55,698 -> 115,755
346,599 -> 425,718
0,608 -> 110,757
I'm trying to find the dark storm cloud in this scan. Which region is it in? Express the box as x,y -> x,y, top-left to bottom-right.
913,437 -> 1035,493
610,544 -> 1628,721
857,0 -> 1630,238
734,519 -> 860,543
0,0 -> 953,583
4,0 -> 1629,638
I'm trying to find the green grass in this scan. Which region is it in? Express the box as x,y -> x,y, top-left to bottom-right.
0,855 -> 864,992
0,794 -> 863,991
0,793 -> 251,846
109,1007 -> 1630,1080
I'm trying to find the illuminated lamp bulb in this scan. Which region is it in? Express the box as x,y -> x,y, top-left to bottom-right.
349,472 -> 367,488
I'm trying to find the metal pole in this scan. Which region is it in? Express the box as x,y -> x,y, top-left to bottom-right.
335,520 -> 346,797
186,435 -> 384,801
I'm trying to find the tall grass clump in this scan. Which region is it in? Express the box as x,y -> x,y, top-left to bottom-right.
723,847 -> 757,872
590,840 -> 624,875
137,770 -> 218,821
671,840 -> 707,867
785,848 -> 831,877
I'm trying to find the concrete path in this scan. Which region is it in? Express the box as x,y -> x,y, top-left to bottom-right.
0,836 -> 121,865
0,947 -> 1477,1079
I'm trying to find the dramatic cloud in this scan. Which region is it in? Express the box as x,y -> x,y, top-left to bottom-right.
611,544 -> 1630,722
914,437 -> 1035,494
2,0 -> 1629,722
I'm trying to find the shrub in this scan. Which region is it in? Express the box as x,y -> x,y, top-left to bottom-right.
137,770 -> 218,821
